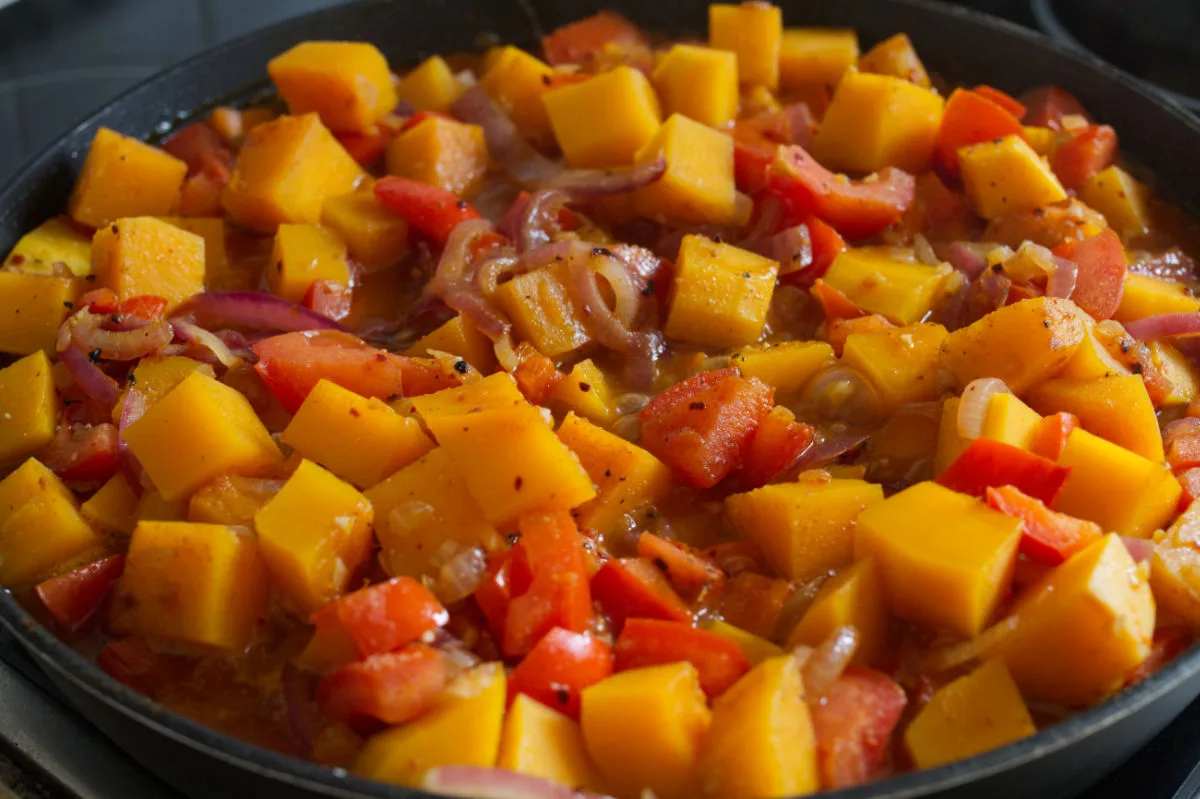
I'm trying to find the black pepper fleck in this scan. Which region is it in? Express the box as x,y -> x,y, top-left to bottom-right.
454,359 -> 469,374
456,200 -> 468,209
689,401 -> 706,410
591,247 -> 614,258
514,476 -> 524,490
579,382 -> 591,392
88,348 -> 102,363
349,408 -> 361,417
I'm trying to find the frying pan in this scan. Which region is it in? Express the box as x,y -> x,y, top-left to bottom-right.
1,0 -> 1199,797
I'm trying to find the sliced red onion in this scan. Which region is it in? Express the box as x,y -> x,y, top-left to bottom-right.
976,271 -> 1013,314
59,345 -> 121,410
517,189 -> 569,252
743,224 -> 813,276
117,388 -> 147,497
473,252 -> 524,299
58,311 -> 173,361
544,155 -> 667,197
785,429 -> 870,476
922,615 -> 1020,674
1046,254 -> 1079,299
946,242 -> 989,278
521,239 -> 576,272
1124,313 -> 1200,341
1120,536 -> 1155,565
170,320 -> 242,368
423,766 -> 614,799
744,194 -> 784,240
433,219 -> 511,340
957,377 -> 1012,439
783,102 -> 816,149
171,292 -> 342,333
797,624 -> 859,705
452,87 -> 561,186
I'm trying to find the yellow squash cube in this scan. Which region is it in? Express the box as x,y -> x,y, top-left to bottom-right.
479,47 -> 555,142
855,481 -> 1022,637
254,459 -> 374,613
979,392 -> 1042,450
410,372 -> 525,419
0,272 -> 79,356
822,248 -> 950,325
557,412 -> 672,537
997,535 -> 1154,705
1057,325 -> 1130,380
1151,544 -> 1200,630
385,116 -> 489,197
122,372 -> 283,502
68,127 -> 187,229
729,341 -> 834,398
665,235 -> 778,348
0,459 -> 100,586
109,521 -> 268,650
397,56 -> 464,114
709,2 -> 783,89
1053,428 -> 1180,537
786,558 -> 887,667
544,66 -> 662,168
266,223 -> 351,303
1115,272 -> 1200,322
4,217 -> 92,276
91,216 -> 205,311
727,478 -> 883,582
187,475 -> 277,527
494,264 -> 591,357
652,45 -> 738,128
1080,165 -> 1152,239
699,656 -> 818,799
634,114 -> 738,226
1022,125 -> 1057,156
813,71 -> 944,174
268,41 -> 396,132
0,352 -> 58,466
841,323 -> 948,412
779,28 -> 859,91
548,360 -> 618,425
1150,341 -> 1200,406
959,135 -> 1068,219
321,191 -> 409,272
160,217 -> 229,285
581,663 -> 711,799
222,113 -> 365,230
406,315 -> 496,372
498,695 -> 606,792
904,659 -> 1035,769
1027,374 -> 1163,462
81,474 -> 139,536
858,33 -> 931,88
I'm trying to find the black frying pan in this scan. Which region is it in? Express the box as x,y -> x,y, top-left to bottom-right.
2,0 -> 1199,797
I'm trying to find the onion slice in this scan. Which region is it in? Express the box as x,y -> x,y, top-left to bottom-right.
59,345 -> 121,410
544,156 -> 667,197
433,218 -> 511,339
171,291 -> 342,333
946,242 -> 989,278
58,311 -> 174,361
452,87 -> 561,186
1124,312 -> 1200,341
957,377 -> 1011,439
1045,254 -> 1079,299
921,615 -> 1020,674
424,766 -> 615,799
170,320 -> 243,368
1120,536 -> 1155,564
117,388 -> 147,497
796,624 -> 859,705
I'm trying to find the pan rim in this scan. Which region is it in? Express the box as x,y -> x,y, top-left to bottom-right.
3,0 -> 1200,797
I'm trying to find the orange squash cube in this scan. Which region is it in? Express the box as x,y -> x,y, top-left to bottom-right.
385,116 -> 489,197
187,475 -> 278,528
779,29 -> 859,92
548,360 -> 618,425
709,2 -> 783,89
479,47 -> 555,142
787,558 -> 887,667
68,127 -> 187,228
266,224 -> 351,303
494,264 -> 591,358
841,323 -> 948,412
405,315 -> 497,373
268,41 -> 397,132
4,217 -> 93,276
544,66 -> 662,168
665,235 -> 778,348
91,216 -> 205,311
652,45 -> 739,128
321,191 -> 409,272
497,695 -> 606,792
0,459 -> 101,586
397,55 -> 465,114
409,372 -> 525,419
0,351 -> 58,467
1027,374 -> 1163,462
81,474 -> 140,536
159,217 -> 229,285
634,114 -> 738,226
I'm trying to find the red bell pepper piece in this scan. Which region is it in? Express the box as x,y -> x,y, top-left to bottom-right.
316,644 -> 446,727
503,512 -> 594,657
1050,124 -> 1117,191
541,11 -> 650,68
614,618 -> 750,698
1028,411 -> 1080,461
473,546 -> 533,644
973,85 -> 1027,119
934,89 -> 1025,179
97,637 -> 158,695
301,280 -> 353,322
805,216 -> 847,277
117,295 -> 169,321
635,533 -> 725,602
508,627 -> 613,719
767,145 -> 916,239
78,288 -> 120,314
811,279 -> 864,323
740,405 -> 815,488
986,485 -> 1103,565
305,577 -> 449,666
35,555 -> 125,633
937,438 -> 1072,505
512,350 -> 565,405
1052,229 -> 1127,320
334,128 -> 389,167
591,557 -> 691,631
374,176 -> 483,247
811,667 -> 908,789
38,422 -> 121,484
638,367 -> 775,489
732,110 -> 796,193
1020,85 -> 1088,129
176,172 -> 225,217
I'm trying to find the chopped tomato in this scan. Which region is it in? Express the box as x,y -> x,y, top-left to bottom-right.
635,532 -> 725,602
97,637 -> 157,695
316,644 -> 446,727
1167,429 -> 1200,471
39,422 -> 120,484
806,216 -> 847,277
590,557 -> 691,631
504,512 -> 594,657
1020,85 -> 1088,129
1127,627 -> 1192,686
1177,467 -> 1200,505
732,110 -> 798,193
1052,229 -> 1127,320
639,367 -> 775,488
305,577 -> 449,666
986,485 -> 1103,565
161,122 -> 233,181
740,405 -> 815,488
334,128 -> 388,167
1029,411 -> 1079,461
1051,124 -> 1117,191
811,667 -> 908,789
541,11 -> 650,69
35,555 -> 125,633
117,295 -> 169,321
301,280 -> 353,322
934,89 -> 1025,179
473,546 -> 533,644
177,172 -> 225,217
768,145 -> 916,239
78,288 -> 120,314
614,618 -> 750,698
718,571 -> 791,639
512,350 -> 564,404
973,85 -> 1027,119
937,438 -> 1072,506
825,314 -> 895,357
811,279 -> 864,323
374,177 -> 483,247
508,627 -> 613,719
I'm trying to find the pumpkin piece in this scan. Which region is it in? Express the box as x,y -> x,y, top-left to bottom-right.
3,217 -> 92,276
266,223 -> 351,304
479,47 -> 556,142
68,127 -> 187,228
544,66 -> 662,168
0,459 -> 101,587
547,360 -> 618,425
321,191 -> 410,272
497,695 -> 607,793
778,28 -> 859,93
787,559 -> 887,667
1079,164 -> 1152,240
405,315 -> 496,373
268,41 -> 396,132
0,351 -> 58,466
1026,374 -> 1163,462
652,44 -> 739,128
709,2 -> 783,89
90,216 -> 205,311
384,116 -> 489,198
0,273 -> 79,356
665,234 -> 778,348
634,114 -> 739,227
81,474 -> 139,536
396,55 -> 464,114
729,341 -> 834,398
1114,272 -> 1200,322
841,323 -> 947,412
959,135 -> 1068,219
821,248 -> 950,326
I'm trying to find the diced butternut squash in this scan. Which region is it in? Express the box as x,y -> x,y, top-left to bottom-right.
859,33 -> 931,87
109,521 -> 268,650
222,113 -> 365,230
81,474 -> 139,536
709,2 -> 783,89
1080,165 -> 1152,239
4,217 -> 92,276
821,248 -> 950,325
698,655 -> 817,798
787,558 -> 887,666
548,360 -> 618,425
0,352 -> 58,466
0,272 -> 79,356
904,659 -> 1035,769
321,191 -> 409,272
702,619 -> 784,666
1026,375 -> 1163,462
266,223 -> 351,303
933,397 -> 969,476
841,323 -> 947,412
652,45 -> 738,128
410,372 -> 525,419
385,116 -> 489,197
866,407 -> 940,482
91,216 -> 205,311
581,662 -> 711,799
855,481 -> 1022,636
268,41 -> 396,132
282,379 -> 434,489
665,235 -> 778,348
160,217 -> 229,284
113,355 -> 214,423
729,341 -> 834,398
187,475 -> 276,527
813,71 -> 944,174
1151,544 -> 1200,630
997,534 -> 1154,705
634,114 -> 738,226
405,315 -> 496,372
980,392 -> 1042,450
0,459 -> 101,586
254,459 -> 374,613
135,490 -> 188,523
1057,325 -> 1131,380
479,47 -> 555,142
779,28 -> 859,91
1023,125 -> 1056,156
1115,272 -> 1200,322
396,55 -> 464,114
494,264 -> 591,358
557,412 -> 672,537
1053,428 -> 1181,537
959,135 -> 1068,219
68,127 -> 187,228
355,662 -> 506,786
1149,341 -> 1200,406
122,372 -> 283,502
727,478 -> 883,582
498,695 -> 606,792
940,297 -> 1088,393
544,66 -> 662,168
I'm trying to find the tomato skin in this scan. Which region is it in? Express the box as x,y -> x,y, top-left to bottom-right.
473,546 -> 533,644
315,644 -> 446,727
39,422 -> 121,484
373,177 -> 482,247
811,667 -> 908,789
541,11 -> 649,68
512,351 -> 564,404
306,577 -> 449,666
614,618 -> 750,698
635,533 -> 725,602
1052,229 -> 1127,321
301,280 -> 353,322
973,85 -> 1027,118
1029,412 -> 1080,461
35,555 -> 125,633
934,89 -> 1025,179
1020,85 -> 1088,129
740,406 -> 816,488
936,438 -> 1071,506
117,295 -> 169,321
508,627 -> 613,720
986,485 -> 1103,565
503,512 -> 594,657
161,122 -> 233,181
805,216 -> 847,277
590,557 -> 691,631
1051,124 -> 1118,191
